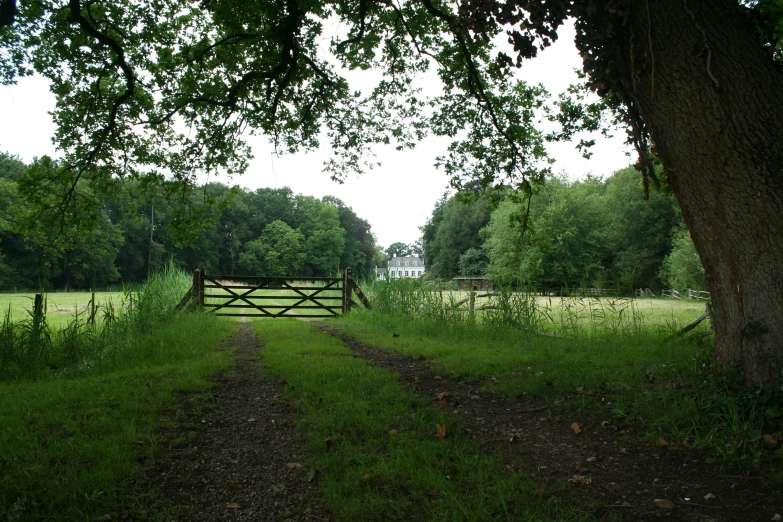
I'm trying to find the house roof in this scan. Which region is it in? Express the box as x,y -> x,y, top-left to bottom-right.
388,256 -> 424,267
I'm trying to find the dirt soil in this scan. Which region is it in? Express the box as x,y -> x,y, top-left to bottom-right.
313,323 -> 783,522
147,322 -> 329,521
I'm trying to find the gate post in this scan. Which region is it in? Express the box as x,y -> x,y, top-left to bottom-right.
200,270 -> 206,307
342,267 -> 352,314
192,269 -> 202,310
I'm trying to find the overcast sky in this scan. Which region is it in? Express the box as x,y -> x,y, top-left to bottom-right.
0,23 -> 632,248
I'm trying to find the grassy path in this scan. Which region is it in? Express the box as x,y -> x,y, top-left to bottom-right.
147,321 -> 327,520
254,318 -> 590,521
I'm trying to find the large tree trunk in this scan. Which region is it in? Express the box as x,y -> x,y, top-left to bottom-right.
579,0 -> 783,383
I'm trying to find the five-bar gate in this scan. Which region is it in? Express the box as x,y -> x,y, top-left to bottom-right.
177,268 -> 370,317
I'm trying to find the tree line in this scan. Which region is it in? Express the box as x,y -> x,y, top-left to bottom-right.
421,167 -> 705,293
0,152 -> 382,290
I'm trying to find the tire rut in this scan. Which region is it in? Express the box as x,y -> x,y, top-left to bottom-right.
311,322 -> 782,522
147,322 -> 329,521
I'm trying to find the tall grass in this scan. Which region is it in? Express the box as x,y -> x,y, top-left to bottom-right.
364,279 -> 666,336
0,263 -> 191,380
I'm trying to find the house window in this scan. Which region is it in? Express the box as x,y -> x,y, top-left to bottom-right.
418,271 -> 422,276
405,271 -> 409,277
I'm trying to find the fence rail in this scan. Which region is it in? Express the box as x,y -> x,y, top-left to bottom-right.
177,268 -> 369,317
688,289 -> 711,300
661,289 -> 682,299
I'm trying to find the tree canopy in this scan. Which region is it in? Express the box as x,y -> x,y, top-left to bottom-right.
3,0 -> 783,382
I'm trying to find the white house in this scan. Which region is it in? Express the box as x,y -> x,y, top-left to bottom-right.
378,256 -> 426,280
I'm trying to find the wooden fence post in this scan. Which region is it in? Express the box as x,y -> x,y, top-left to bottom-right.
90,291 -> 96,326
342,268 -> 352,315
33,293 -> 43,320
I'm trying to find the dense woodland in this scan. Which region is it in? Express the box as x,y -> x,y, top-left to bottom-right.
420,166 -> 705,292
0,152 -> 383,290
1,149 -> 705,293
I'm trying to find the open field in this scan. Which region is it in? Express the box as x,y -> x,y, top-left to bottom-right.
0,291 -> 128,328
367,281 -> 711,335
443,291 -> 707,329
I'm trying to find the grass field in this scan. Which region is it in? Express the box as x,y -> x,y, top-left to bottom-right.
0,291 -> 128,328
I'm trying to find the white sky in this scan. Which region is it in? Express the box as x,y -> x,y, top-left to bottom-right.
0,23 -> 631,248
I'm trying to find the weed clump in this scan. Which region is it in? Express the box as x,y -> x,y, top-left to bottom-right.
0,263 -> 191,379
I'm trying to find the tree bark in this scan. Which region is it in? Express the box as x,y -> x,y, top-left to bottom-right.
581,0 -> 783,383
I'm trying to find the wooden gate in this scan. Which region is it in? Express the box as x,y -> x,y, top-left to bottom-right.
177,268 -> 370,317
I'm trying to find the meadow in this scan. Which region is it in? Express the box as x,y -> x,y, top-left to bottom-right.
0,291 -> 127,328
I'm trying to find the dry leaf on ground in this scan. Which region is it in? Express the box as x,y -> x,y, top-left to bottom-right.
653,499 -> 675,509
435,423 -> 447,439
225,503 -> 240,509
568,475 -> 592,485
656,437 -> 669,447
570,422 -> 582,435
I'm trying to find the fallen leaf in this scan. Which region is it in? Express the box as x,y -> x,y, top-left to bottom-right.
389,429 -> 399,436
360,474 -> 372,483
325,438 -> 335,450
225,503 -> 240,509
449,370 -> 455,375
656,437 -> 669,447
601,421 -> 610,428
438,400 -> 447,408
434,375 -> 443,380
574,463 -> 582,472
286,463 -> 303,469
247,418 -> 256,422
538,417 -> 548,422
437,391 -> 450,400
570,422 -> 582,435
576,387 -> 584,394
619,429 -> 627,436
417,354 -> 425,360
554,400 -> 563,407
568,475 -> 592,485
586,456 -> 597,463
491,376 -> 500,383
703,492 -> 715,500
763,433 -> 779,448
619,448 -> 628,454
435,423 -> 448,439
653,499 -> 675,510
